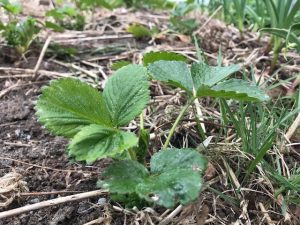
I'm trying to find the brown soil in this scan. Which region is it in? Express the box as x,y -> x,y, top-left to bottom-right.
0,75 -> 114,225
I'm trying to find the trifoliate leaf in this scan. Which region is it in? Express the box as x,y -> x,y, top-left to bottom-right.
36,78 -> 112,138
103,64 -> 150,127
68,124 -> 138,163
197,79 -> 269,101
191,62 -> 240,88
100,148 -> 207,208
148,61 -> 193,94
136,168 -> 203,208
150,148 -> 207,174
147,56 -> 268,102
99,160 -> 149,194
143,51 -> 186,66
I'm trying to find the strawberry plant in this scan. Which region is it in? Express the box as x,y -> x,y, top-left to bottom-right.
35,51 -> 269,208
0,17 -> 41,55
74,0 -> 123,10
0,0 -> 41,55
45,5 -> 85,31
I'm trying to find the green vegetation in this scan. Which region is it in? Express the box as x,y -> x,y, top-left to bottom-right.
35,50 -> 269,207
45,5 -> 85,31
0,0 -> 298,67
0,0 -> 299,221
0,0 -> 40,55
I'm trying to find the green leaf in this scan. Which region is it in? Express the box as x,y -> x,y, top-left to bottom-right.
148,59 -> 268,102
111,60 -> 131,70
260,27 -> 300,53
36,78 -> 112,138
136,169 -> 203,208
68,124 -> 138,163
103,65 -> 150,127
150,148 -> 207,174
143,51 -> 186,66
148,61 -> 193,94
0,0 -> 22,14
45,21 -> 65,32
138,148 -> 207,208
127,24 -> 152,38
2,17 -> 40,54
99,160 -> 149,194
134,129 -> 150,164
191,62 -> 240,88
100,148 -> 207,208
197,79 -> 269,101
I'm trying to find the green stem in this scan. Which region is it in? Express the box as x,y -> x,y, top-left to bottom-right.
140,112 -> 144,130
128,148 -> 137,161
270,37 -> 282,73
163,99 -> 193,149
237,19 -> 244,39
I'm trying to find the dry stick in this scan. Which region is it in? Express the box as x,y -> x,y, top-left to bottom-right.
83,218 -> 105,225
33,35 -> 52,78
285,113 -> 300,140
0,67 -> 72,77
0,75 -> 34,79
0,190 -> 107,220
0,156 -> 100,175
0,81 -> 49,99
19,190 -> 83,197
158,204 -> 183,225
258,202 -> 275,225
0,81 -> 21,99
53,34 -> 133,44
71,64 -> 98,80
50,60 -> 98,80
194,5 -> 223,35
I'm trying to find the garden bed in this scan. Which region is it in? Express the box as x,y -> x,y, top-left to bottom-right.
0,1 -> 300,224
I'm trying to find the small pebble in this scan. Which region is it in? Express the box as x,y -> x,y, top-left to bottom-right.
29,198 -> 40,204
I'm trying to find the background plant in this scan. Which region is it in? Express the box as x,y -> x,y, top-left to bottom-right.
260,0 -> 300,71
0,0 -> 41,55
45,5 -> 85,31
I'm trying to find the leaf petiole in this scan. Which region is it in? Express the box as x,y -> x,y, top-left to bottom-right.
163,98 -> 195,148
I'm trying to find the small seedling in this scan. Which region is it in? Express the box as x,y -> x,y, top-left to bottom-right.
45,5 -> 85,31
35,51 -> 269,208
260,0 -> 300,70
0,17 -> 41,55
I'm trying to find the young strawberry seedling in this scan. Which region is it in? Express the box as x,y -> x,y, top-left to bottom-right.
0,0 -> 40,56
35,51 -> 269,208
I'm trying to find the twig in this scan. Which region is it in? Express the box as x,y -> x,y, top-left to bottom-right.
50,60 -> 98,80
34,35 -> 52,78
19,190 -> 83,197
194,5 -> 223,34
0,190 -> 107,219
258,202 -> 275,225
0,121 -> 18,127
285,113 -> 300,140
3,141 -> 32,147
0,156 -> 100,175
158,204 -> 183,225
0,81 -> 21,99
83,218 -> 105,225
71,64 -> 98,80
0,67 -> 72,77
52,34 -> 133,44
0,81 -> 49,99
